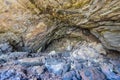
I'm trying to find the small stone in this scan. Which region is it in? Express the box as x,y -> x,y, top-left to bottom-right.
62,51 -> 70,57
30,66 -> 45,75
0,54 -> 9,61
71,42 -> 100,60
45,62 -> 64,75
0,69 -> 26,80
72,76 -> 78,80
9,52 -> 29,60
66,45 -> 72,51
45,58 -> 67,75
62,70 -> 80,80
0,43 -> 12,53
75,63 -> 83,70
95,43 -> 106,55
0,43 -> 9,51
0,49 -> 2,55
62,63 -> 71,74
62,72 -> 73,80
76,71 -> 81,80
48,51 -> 56,56
101,64 -> 120,80
0,69 -> 15,79
84,70 -> 91,77
80,67 -> 106,80
17,57 -> 43,67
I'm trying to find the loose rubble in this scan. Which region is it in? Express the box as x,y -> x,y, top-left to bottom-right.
0,42 -> 119,80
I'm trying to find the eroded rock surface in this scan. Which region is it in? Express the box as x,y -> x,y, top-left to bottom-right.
0,1 -> 120,80
91,26 -> 120,52
0,42 -> 119,80
0,0 -> 120,52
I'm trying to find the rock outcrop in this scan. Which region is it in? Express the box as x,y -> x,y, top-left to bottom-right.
0,0 -> 120,52
15,0 -> 120,52
0,1 -> 120,80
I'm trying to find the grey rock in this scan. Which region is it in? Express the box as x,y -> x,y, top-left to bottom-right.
0,49 -> 2,55
74,63 -> 83,70
101,64 -> 120,80
29,66 -> 45,75
0,69 -> 28,80
62,63 -> 71,74
0,55 -> 7,64
62,71 -> 74,80
8,52 -> 29,60
45,58 -> 70,75
17,57 -> 44,67
72,76 -> 78,80
62,70 -> 81,80
71,42 -> 100,60
0,43 -> 12,53
0,52 -> 30,64
84,70 -> 91,77
80,67 -> 106,80
91,26 -> 120,52
75,71 -> 81,80
62,51 -> 70,57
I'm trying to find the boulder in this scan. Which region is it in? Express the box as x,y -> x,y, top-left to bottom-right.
80,67 -> 106,80
91,26 -> 120,52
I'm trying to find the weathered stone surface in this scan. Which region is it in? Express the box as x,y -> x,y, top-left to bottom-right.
0,1 -> 120,79
0,52 -> 29,64
1,0 -> 120,52
91,26 -> 120,52
45,58 -> 70,75
17,57 -> 45,67
16,0 -> 120,52
101,64 -> 120,80
0,46 -> 119,80
62,70 -> 81,80
71,42 -> 106,60
0,65 -> 28,80
0,43 -> 12,54
29,66 -> 45,75
80,67 -> 106,80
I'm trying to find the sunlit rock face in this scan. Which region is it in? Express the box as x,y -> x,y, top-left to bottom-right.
16,0 -> 120,52
0,0 -> 120,52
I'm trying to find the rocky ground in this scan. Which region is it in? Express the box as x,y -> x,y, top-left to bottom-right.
0,42 -> 120,80
0,0 -> 120,80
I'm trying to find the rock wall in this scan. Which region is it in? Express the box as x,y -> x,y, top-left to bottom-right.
0,0 -> 120,52
16,0 -> 120,52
